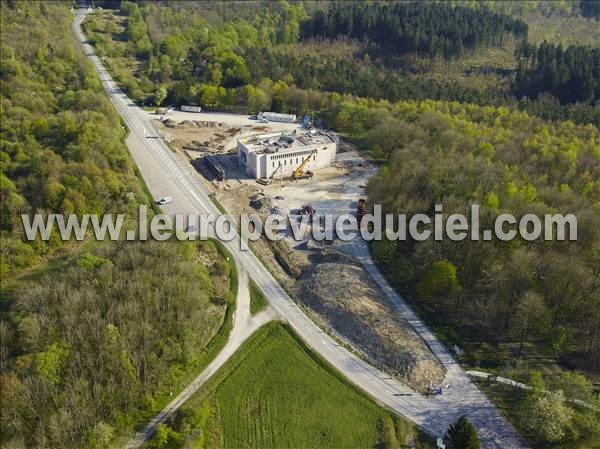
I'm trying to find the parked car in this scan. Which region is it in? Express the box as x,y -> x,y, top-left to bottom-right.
156,196 -> 172,205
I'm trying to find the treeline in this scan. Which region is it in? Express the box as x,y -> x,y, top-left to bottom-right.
334,99 -> 600,378
581,0 -> 600,19
121,0 -> 152,57
0,1 -> 145,275
301,2 -> 528,60
515,41 -> 600,104
1,4 -> 238,449
243,47 -> 510,106
83,3 -> 600,125
349,100 -> 600,447
1,240 -> 234,449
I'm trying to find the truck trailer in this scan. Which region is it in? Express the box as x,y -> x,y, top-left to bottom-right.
259,111 -> 296,123
181,105 -> 202,113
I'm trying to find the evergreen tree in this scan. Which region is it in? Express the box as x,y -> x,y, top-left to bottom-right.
301,2 -> 527,61
443,416 -> 481,449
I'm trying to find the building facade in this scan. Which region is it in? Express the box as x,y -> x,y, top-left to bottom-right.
237,130 -> 337,179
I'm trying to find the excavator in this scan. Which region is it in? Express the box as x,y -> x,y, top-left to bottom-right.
291,150 -> 316,180
256,162 -> 282,186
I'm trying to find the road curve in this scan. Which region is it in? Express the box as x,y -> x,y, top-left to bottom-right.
73,9 -> 528,449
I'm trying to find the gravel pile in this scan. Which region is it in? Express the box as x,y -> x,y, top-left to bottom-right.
298,249 -> 445,392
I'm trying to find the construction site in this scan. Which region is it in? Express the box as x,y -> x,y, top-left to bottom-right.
150,109 -> 446,392
237,130 -> 337,180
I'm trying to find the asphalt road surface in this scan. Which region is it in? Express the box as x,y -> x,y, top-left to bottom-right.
74,10 -> 528,449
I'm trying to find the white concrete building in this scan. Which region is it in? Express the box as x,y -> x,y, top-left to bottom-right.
237,130 -> 337,179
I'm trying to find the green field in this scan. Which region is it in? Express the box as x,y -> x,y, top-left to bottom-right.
147,322 -> 433,449
249,278 -> 269,314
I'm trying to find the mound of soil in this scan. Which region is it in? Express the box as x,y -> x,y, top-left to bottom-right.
298,249 -> 445,392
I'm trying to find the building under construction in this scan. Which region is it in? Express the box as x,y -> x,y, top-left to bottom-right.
237,130 -> 337,179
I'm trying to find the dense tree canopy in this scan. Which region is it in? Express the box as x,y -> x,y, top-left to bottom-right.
301,2 -> 528,60
581,0 -> 600,19
443,415 -> 480,449
515,41 -> 600,104
0,1 -> 145,274
81,2 -> 599,124
1,240 -> 234,449
1,4 -> 237,448
346,98 -> 600,377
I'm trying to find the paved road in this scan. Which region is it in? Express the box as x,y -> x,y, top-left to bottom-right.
74,10 -> 528,449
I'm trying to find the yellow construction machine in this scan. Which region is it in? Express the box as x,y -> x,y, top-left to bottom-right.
291,150 -> 316,180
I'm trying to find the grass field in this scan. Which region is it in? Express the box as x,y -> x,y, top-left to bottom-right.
147,322 -> 434,449
249,278 -> 268,314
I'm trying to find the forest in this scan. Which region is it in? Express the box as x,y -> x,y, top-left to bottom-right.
1,3 -> 236,449
1,239 -> 236,449
515,41 -> 600,104
353,98 -> 600,445
342,98 -> 600,368
82,1 -> 600,125
300,2 -> 528,60
2,1 -> 599,448
0,1 -> 146,275
581,0 -> 600,18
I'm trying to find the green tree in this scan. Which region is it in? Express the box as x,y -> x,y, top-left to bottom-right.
221,53 -> 250,88
524,393 -> 574,443
511,291 -> 550,357
443,415 -> 480,449
371,239 -> 396,265
154,85 -> 168,106
418,260 -> 459,299
546,325 -> 567,357
36,342 -> 69,385
199,84 -> 219,108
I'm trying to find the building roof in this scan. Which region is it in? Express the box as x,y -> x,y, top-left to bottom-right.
239,131 -> 335,155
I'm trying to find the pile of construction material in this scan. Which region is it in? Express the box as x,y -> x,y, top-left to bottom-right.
298,249 -> 445,392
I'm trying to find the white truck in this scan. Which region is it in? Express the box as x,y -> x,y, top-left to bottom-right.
259,111 -> 296,123
181,105 -> 202,113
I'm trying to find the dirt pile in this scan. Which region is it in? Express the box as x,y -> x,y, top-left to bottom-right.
154,119 -> 239,155
298,249 -> 445,392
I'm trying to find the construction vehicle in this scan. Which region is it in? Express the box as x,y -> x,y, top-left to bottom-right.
292,151 -> 316,180
300,205 -> 316,222
204,155 -> 226,181
181,105 -> 202,113
256,161 -> 283,186
356,198 -> 366,225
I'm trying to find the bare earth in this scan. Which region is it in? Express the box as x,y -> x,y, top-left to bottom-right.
297,248 -> 445,393
153,115 -> 446,391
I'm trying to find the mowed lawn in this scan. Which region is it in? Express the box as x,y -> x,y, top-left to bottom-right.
161,322 -> 433,449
